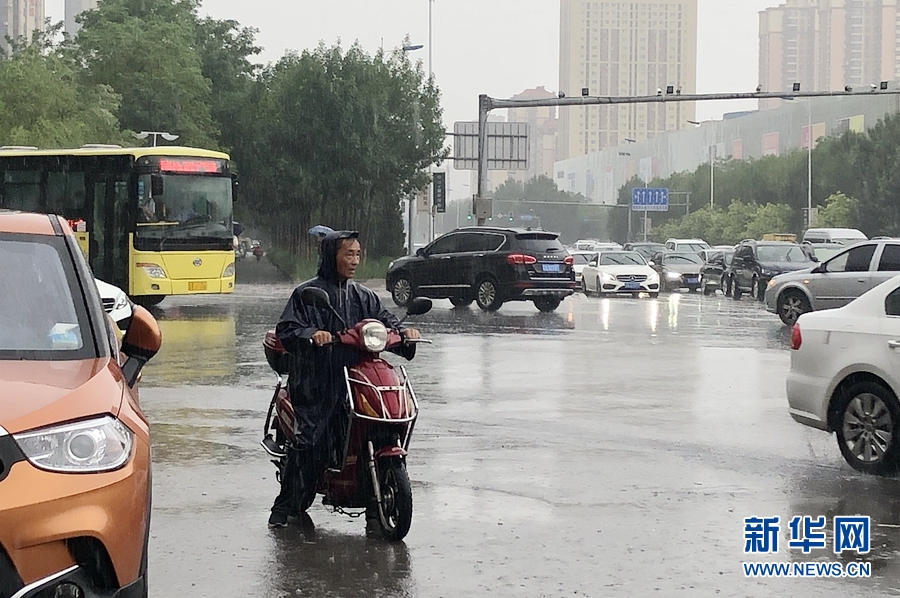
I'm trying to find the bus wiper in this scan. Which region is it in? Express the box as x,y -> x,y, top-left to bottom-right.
159,218 -> 210,250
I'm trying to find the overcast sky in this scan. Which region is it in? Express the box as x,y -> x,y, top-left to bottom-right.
45,0 -> 779,198
48,0 -> 778,125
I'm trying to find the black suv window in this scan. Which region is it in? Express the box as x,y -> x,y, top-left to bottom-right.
827,244 -> 876,273
887,287 -> 900,317
482,233 -> 506,251
455,232 -> 484,253
878,244 -> 900,271
427,234 -> 460,255
736,245 -> 753,259
514,233 -> 565,253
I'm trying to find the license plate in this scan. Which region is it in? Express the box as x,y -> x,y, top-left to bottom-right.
541,264 -> 561,273
624,282 -> 640,290
685,277 -> 698,284
189,281 -> 208,291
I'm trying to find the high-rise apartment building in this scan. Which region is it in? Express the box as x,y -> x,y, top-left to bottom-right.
760,0 -> 900,108
65,0 -> 97,36
506,86 -> 560,183
558,0 -> 698,161
0,0 -> 45,55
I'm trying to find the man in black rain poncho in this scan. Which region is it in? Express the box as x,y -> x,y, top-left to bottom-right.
268,230 -> 420,528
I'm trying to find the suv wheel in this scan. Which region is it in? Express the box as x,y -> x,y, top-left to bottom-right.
777,290 -> 810,326
732,277 -> 743,300
390,276 -> 413,307
533,296 -> 561,312
475,277 -> 503,311
835,381 -> 900,475
751,277 -> 764,301
450,297 -> 473,308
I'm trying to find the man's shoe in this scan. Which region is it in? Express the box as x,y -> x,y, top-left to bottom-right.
268,511 -> 288,528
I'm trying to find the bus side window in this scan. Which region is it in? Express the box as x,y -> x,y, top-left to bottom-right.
47,171 -> 86,219
2,170 -> 41,211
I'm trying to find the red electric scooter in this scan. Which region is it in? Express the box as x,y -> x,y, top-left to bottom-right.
261,287 -> 431,541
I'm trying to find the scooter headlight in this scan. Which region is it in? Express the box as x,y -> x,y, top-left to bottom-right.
13,415 -> 133,473
361,321 -> 388,353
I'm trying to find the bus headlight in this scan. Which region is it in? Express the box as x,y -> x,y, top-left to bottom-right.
14,416 -> 133,473
361,321 -> 388,353
137,263 -> 167,279
223,262 -> 235,277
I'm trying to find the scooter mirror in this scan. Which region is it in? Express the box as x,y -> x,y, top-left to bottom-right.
406,297 -> 433,317
300,286 -> 331,309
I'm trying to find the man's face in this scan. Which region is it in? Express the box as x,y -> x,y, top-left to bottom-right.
336,239 -> 361,281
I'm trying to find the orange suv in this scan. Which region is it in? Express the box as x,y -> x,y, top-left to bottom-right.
0,212 -> 161,598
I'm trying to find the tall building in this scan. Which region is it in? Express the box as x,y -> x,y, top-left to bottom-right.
65,0 -> 96,36
0,0 -> 45,55
558,0 -> 698,161
760,0 -> 900,108
506,86 -> 560,183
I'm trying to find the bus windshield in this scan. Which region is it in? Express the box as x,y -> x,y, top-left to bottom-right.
135,174 -> 233,249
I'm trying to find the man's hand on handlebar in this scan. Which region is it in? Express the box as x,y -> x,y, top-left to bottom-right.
312,330 -> 334,346
402,328 -> 421,341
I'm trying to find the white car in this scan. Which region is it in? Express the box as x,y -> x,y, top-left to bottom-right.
95,278 -> 133,330
787,273 -> 900,475
581,251 -> 660,297
569,251 -> 595,286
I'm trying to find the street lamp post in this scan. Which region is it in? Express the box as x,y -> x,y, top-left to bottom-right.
402,42 -> 425,255
784,96 -> 813,227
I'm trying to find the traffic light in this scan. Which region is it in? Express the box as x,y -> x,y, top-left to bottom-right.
466,213 -> 472,220
508,213 -> 515,222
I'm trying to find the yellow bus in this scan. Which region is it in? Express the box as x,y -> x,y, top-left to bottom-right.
0,145 -> 236,305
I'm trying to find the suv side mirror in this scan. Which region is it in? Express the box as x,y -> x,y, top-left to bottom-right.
416,248 -> 426,258
121,306 -> 162,388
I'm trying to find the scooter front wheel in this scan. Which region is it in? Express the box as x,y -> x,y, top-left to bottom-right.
377,459 -> 412,542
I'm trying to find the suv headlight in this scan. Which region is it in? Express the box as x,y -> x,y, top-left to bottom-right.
14,415 -> 133,473
361,321 -> 388,352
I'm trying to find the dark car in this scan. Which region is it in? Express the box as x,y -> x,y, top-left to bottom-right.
624,242 -> 667,261
649,251 -> 704,292
386,227 -> 576,312
699,249 -> 735,295
730,240 -> 814,301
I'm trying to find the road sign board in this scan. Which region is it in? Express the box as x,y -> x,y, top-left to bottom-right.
452,121 -> 529,171
631,188 -> 669,212
432,172 -> 446,213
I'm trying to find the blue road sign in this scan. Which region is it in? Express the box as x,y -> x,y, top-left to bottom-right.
631,188 -> 669,212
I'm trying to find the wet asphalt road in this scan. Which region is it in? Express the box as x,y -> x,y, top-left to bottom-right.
141,274 -> 900,597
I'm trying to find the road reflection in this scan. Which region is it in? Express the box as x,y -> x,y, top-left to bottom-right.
266,524 -> 414,598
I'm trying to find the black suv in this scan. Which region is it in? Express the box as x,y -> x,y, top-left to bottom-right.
386,227 -> 576,312
730,240 -> 813,301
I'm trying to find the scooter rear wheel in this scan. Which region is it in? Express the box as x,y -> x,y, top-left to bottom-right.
377,459 -> 412,542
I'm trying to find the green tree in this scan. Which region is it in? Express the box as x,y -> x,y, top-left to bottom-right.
0,26 -> 126,147
75,0 -> 218,147
816,192 -> 860,228
234,41 -> 447,258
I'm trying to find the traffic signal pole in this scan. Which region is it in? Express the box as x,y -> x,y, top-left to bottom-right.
474,88 -> 900,226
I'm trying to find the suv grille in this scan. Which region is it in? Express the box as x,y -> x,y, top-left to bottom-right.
102,297 -> 115,313
617,275 -> 648,282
